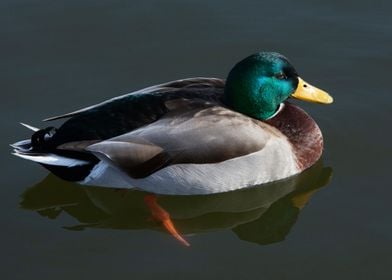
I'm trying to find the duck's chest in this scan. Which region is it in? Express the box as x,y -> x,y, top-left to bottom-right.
265,102 -> 324,170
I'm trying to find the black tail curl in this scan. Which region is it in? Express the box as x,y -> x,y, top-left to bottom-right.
31,126 -> 58,150
25,126 -> 99,181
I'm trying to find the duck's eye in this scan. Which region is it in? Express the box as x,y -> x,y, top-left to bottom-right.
275,73 -> 287,80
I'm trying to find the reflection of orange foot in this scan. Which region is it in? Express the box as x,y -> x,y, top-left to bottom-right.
291,189 -> 319,209
144,194 -> 190,247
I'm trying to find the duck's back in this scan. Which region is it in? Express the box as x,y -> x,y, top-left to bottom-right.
49,78 -> 225,147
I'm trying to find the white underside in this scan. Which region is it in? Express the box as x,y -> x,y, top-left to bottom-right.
80,137 -> 300,195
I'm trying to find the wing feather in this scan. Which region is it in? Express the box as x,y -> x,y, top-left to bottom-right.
85,139 -> 169,178
43,77 -> 224,121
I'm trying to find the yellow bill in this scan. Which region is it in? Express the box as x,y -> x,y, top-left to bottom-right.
291,77 -> 333,104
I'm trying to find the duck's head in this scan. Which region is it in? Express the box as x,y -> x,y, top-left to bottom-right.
225,52 -> 333,120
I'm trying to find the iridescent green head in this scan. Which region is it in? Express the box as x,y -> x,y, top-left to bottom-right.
225,52 -> 333,120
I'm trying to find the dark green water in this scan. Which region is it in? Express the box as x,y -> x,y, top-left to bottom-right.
1,1 -> 391,279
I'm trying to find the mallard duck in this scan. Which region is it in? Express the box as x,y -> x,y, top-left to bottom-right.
12,52 -> 333,195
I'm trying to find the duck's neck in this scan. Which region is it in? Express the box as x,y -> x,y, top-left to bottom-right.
224,71 -> 282,120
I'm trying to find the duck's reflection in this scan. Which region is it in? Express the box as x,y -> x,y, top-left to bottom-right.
20,161 -> 332,246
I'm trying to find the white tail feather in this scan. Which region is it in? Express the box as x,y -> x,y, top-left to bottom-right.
20,123 -> 39,132
12,151 -> 89,167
